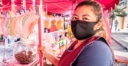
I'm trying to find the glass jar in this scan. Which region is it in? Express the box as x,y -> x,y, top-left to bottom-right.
14,41 -> 37,64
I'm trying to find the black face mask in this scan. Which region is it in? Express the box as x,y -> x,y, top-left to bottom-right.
71,20 -> 98,40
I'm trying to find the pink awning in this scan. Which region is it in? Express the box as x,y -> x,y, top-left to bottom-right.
1,0 -> 119,13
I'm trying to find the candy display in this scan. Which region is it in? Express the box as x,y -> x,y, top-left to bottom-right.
0,12 -> 39,39
14,41 -> 37,64
15,50 -> 34,64
57,18 -> 64,29
44,19 -> 50,29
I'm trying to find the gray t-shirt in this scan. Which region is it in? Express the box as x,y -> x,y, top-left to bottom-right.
72,39 -> 114,66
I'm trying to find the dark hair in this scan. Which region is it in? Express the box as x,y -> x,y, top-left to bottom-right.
75,1 -> 102,21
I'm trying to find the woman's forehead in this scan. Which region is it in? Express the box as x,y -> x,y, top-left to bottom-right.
72,13 -> 90,18
73,6 -> 94,16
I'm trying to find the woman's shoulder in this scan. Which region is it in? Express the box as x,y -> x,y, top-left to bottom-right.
79,37 -> 113,60
85,38 -> 111,53
74,38 -> 114,66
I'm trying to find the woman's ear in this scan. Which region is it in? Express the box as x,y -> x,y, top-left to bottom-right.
93,18 -> 104,30
93,21 -> 102,30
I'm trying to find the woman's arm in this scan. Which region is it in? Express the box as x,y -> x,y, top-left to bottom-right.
40,46 -> 60,66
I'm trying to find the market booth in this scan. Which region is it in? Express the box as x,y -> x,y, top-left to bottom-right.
0,0 -> 125,66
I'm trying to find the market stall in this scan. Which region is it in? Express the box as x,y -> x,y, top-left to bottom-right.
0,0 -> 119,66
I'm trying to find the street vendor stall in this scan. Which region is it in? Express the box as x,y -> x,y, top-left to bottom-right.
0,0 -> 120,66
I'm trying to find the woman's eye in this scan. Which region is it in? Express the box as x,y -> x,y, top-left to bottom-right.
83,18 -> 88,21
72,17 -> 78,21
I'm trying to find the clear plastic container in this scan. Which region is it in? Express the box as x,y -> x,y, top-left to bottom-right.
14,41 -> 37,64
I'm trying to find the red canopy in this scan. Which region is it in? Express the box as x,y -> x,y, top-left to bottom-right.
1,0 -> 119,13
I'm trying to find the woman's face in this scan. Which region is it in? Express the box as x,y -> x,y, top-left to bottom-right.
72,5 -> 97,22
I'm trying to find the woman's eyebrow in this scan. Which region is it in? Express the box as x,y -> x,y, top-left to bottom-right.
82,14 -> 89,17
73,14 -> 77,16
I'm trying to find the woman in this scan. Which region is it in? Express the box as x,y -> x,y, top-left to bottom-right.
40,1 -> 114,66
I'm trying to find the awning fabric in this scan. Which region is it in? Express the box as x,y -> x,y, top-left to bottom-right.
1,0 -> 119,13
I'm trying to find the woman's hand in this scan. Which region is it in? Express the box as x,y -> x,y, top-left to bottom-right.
38,45 -> 59,66
38,45 -> 47,55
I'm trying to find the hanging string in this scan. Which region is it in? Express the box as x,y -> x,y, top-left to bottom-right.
46,4 -> 47,17
17,9 -> 21,15
9,10 -> 13,17
11,0 -> 15,12
22,0 -> 26,13
4,11 -> 8,17
22,7 -> 26,13
32,0 -> 35,6
32,0 -> 35,11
